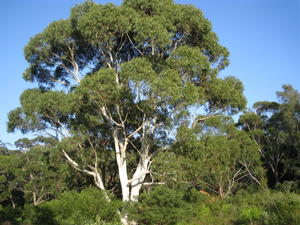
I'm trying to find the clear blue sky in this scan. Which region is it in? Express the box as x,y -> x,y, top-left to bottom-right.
0,0 -> 299,146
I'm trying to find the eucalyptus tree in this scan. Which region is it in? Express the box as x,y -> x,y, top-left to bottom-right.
0,141 -> 8,154
239,85 -> 300,189
0,137 -> 69,208
153,116 -> 265,198
14,138 -> 68,206
0,150 -> 24,209
8,0 -> 246,214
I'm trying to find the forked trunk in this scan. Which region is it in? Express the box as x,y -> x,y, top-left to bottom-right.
130,158 -> 150,202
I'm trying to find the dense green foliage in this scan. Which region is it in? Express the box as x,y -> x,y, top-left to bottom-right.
1,186 -> 299,225
128,187 -> 300,225
239,85 -> 300,190
1,0 -> 299,224
152,116 -> 265,197
0,188 -> 121,225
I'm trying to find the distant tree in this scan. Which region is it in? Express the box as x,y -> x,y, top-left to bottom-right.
239,85 -> 300,189
14,145 -> 66,206
153,116 -> 265,198
0,151 -> 24,208
0,140 -> 8,154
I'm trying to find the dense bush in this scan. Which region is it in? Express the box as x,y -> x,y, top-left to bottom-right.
41,188 -> 122,225
0,188 -> 122,225
129,186 -> 189,225
128,187 -> 300,225
83,216 -> 121,225
231,191 -> 300,225
184,190 -> 300,225
20,204 -> 57,225
0,206 -> 22,225
1,187 -> 299,225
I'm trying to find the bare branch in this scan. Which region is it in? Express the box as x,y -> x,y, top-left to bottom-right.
101,106 -> 123,127
127,170 -> 151,185
50,77 -> 68,86
127,124 -> 143,140
62,150 -> 79,168
192,113 -> 218,128
126,32 -> 144,56
87,137 -> 99,171
141,182 -> 165,186
242,162 -> 266,190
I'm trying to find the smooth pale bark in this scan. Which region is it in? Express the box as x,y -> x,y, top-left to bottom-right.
113,130 -> 130,202
33,192 -> 37,206
32,191 -> 47,206
10,195 -> 16,209
94,169 -> 105,190
129,119 -> 154,201
130,158 -> 150,201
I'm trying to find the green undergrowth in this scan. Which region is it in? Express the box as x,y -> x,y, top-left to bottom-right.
1,187 -> 299,225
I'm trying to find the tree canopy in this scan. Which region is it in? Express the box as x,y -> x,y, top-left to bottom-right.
239,85 -> 300,190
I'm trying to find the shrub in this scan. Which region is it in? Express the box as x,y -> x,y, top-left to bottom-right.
40,188 -> 121,225
20,204 -> 57,225
231,190 -> 300,225
0,206 -> 22,225
129,186 -> 188,225
83,215 -> 121,225
263,192 -> 300,225
239,206 -> 264,225
177,190 -> 300,225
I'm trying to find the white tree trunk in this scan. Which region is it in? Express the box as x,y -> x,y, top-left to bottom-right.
118,159 -> 130,201
113,130 -> 130,201
129,118 -> 154,202
33,192 -> 37,206
130,158 -> 150,201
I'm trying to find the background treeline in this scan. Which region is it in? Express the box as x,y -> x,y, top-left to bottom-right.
1,85 -> 299,225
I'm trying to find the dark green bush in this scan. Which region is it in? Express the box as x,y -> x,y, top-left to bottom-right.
262,192 -> 300,225
41,188 -> 121,225
129,186 -> 189,225
178,190 -> 300,225
178,198 -> 236,225
1,189 -> 299,225
21,204 -> 57,225
1,188 -> 121,225
229,190 -> 300,225
0,206 -> 22,225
